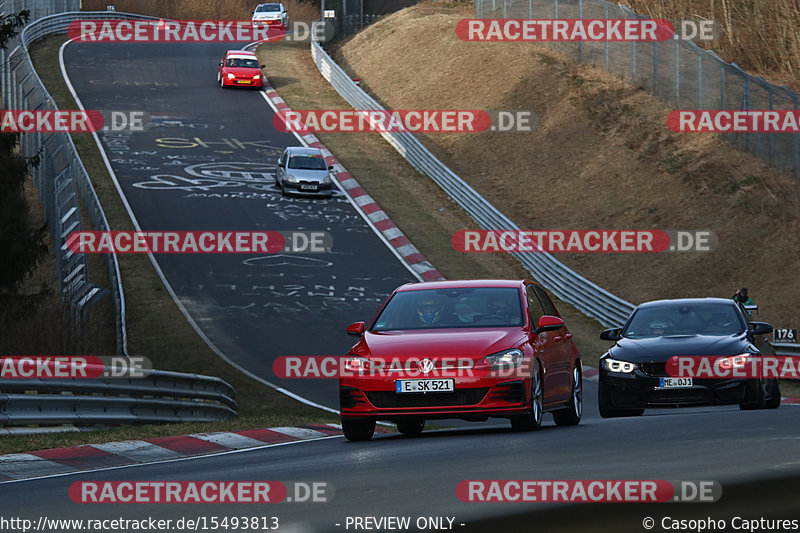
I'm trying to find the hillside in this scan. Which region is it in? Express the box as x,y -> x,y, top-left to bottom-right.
334,2 -> 800,328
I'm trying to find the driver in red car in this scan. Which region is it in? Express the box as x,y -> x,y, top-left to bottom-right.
416,297 -> 445,325
487,295 -> 517,322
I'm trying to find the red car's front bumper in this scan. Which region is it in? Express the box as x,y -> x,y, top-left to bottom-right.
339,374 -> 531,422
221,76 -> 263,88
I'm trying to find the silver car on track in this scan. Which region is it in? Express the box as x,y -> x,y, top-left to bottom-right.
275,146 -> 336,198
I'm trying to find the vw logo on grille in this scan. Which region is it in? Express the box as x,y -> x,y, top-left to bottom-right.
419,358 -> 435,374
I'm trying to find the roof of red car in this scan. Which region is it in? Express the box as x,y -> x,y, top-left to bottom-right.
224,50 -> 257,57
395,279 -> 527,292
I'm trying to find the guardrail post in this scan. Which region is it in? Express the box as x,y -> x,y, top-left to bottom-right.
674,39 -> 680,107
652,40 -> 658,96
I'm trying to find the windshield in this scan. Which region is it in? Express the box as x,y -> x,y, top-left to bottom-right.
623,303 -> 745,338
288,155 -> 327,170
226,58 -> 260,69
371,287 -> 524,331
256,4 -> 281,12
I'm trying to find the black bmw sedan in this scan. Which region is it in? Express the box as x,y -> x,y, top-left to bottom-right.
598,297 -> 781,417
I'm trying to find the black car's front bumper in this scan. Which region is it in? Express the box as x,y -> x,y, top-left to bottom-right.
599,364 -> 750,408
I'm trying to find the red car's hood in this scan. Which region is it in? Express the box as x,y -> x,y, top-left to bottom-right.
357,328 -> 528,360
224,67 -> 260,77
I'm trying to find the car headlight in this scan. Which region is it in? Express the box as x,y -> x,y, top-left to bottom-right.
286,175 -> 298,183
603,357 -> 638,373
253,74 -> 261,80
343,356 -> 371,374
717,354 -> 752,369
226,73 -> 235,79
476,348 -> 523,370
322,175 -> 332,184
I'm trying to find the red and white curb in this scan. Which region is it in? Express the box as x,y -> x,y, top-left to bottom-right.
0,424 -> 388,482
261,82 -> 444,282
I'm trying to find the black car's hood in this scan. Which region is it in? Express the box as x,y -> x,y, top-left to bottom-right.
608,334 -> 754,363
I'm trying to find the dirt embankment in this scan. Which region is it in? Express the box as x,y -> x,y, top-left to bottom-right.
334,2 -> 800,328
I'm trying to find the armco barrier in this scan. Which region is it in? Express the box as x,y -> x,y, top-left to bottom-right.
310,40 -> 636,327
0,370 -> 238,426
1,8 -> 161,356
2,8 -> 239,427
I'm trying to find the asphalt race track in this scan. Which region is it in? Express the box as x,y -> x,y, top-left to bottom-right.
23,38 -> 800,532
60,41 -> 417,409
2,381 -> 800,531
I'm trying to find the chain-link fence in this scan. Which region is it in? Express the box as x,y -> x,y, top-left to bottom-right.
474,0 -> 800,179
1,4 -> 130,356
326,13 -> 379,39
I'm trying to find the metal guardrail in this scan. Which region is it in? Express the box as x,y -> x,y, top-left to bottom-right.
1,8 -> 239,427
475,0 -> 800,179
310,40 -> 636,327
774,344 -> 800,357
1,9 -> 161,356
0,370 -> 238,426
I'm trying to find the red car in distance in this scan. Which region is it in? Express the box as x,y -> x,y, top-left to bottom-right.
339,279 -> 582,441
217,50 -> 264,89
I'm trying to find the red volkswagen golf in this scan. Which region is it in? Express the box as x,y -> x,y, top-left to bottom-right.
339,279 -> 582,441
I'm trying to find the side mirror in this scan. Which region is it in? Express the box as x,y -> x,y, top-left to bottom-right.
261,64 -> 266,69
346,321 -> 365,337
600,328 -> 622,341
328,165 -> 335,170
749,322 -> 773,335
533,315 -> 564,334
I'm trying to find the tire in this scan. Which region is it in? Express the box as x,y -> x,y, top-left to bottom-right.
220,76 -> 226,88
740,379 -> 767,410
764,379 -> 781,409
342,419 -> 375,441
396,419 -> 425,436
598,382 -> 644,418
553,362 -> 582,426
510,359 -> 543,431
